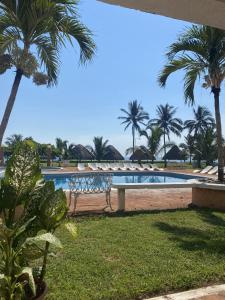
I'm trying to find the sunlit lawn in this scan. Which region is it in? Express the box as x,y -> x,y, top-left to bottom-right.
46,209 -> 225,300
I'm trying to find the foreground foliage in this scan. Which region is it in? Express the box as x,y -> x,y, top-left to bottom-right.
47,209 -> 225,300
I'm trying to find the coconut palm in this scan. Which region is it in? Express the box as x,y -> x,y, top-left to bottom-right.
184,106 -> 215,136
159,25 -> 225,181
140,126 -> 163,162
0,0 -> 95,160
149,104 -> 183,167
118,100 -> 149,157
87,137 -> 109,162
179,134 -> 195,164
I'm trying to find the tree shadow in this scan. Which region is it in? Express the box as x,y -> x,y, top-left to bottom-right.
154,209 -> 225,255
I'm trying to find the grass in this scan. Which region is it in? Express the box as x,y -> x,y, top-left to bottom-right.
46,209 -> 225,300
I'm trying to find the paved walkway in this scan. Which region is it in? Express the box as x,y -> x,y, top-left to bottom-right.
66,188 -> 192,214
145,285 -> 225,300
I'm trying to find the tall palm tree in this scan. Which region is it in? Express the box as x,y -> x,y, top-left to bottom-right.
159,25 -> 225,181
0,0 -> 95,160
87,137 -> 109,162
140,126 -> 163,163
179,134 -> 195,164
149,104 -> 183,167
184,106 -> 215,136
118,100 -> 149,157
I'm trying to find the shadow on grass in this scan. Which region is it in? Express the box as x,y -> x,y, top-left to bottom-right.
154,209 -> 225,255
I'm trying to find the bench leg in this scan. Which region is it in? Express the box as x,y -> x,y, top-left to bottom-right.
73,194 -> 79,215
118,188 -> 125,212
106,191 -> 113,210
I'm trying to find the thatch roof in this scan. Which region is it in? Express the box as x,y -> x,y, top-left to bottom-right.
163,145 -> 182,160
73,144 -> 94,160
130,147 -> 154,161
104,145 -> 124,160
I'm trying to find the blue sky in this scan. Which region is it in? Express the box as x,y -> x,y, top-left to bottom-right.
0,0 -> 224,156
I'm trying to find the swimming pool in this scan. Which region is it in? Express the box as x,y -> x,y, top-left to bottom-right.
44,172 -> 201,190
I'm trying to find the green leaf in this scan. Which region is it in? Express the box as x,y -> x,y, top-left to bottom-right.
64,222 -> 78,239
25,233 -> 62,249
21,267 -> 36,296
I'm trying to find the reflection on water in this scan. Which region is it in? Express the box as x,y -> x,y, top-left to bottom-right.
45,173 -> 186,190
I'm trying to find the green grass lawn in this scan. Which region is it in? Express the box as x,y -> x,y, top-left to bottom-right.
46,209 -> 225,300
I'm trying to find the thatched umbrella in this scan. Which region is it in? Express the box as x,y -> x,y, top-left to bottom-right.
130,147 -> 153,161
98,0 -> 225,30
73,144 -> 94,160
163,145 -> 182,161
104,145 -> 124,160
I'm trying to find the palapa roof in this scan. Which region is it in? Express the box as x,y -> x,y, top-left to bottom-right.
104,145 -> 124,160
130,147 -> 153,161
73,144 -> 94,160
98,0 -> 225,30
163,145 -> 183,161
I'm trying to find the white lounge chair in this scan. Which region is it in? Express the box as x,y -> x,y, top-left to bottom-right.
143,164 -> 154,171
88,163 -> 98,171
111,163 -> 120,171
193,169 -> 201,174
125,163 -> 136,171
152,164 -> 164,171
200,166 -> 213,174
208,166 -> 218,175
134,163 -> 145,171
101,163 -> 110,171
118,163 -> 128,171
78,163 -> 85,171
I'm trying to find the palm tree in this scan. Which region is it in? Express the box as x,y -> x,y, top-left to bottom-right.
55,138 -> 68,160
87,137 -> 109,162
184,106 -> 215,136
140,126 -> 163,162
194,128 -> 218,167
118,100 -> 149,157
149,104 -> 183,167
0,1 -> 95,161
179,134 -> 195,164
5,134 -> 23,150
159,25 -> 225,181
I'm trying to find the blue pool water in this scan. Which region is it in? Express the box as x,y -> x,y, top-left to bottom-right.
44,172 -> 200,190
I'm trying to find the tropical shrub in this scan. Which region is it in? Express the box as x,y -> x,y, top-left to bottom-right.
0,141 -> 76,299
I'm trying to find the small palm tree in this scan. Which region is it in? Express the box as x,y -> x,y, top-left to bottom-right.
5,134 -> 23,150
159,25 -> 225,181
55,138 -> 68,160
118,100 -> 149,157
87,137 -> 109,162
184,106 -> 215,136
194,128 -> 218,167
0,1 -> 95,159
149,104 -> 183,167
140,126 -> 163,163
179,134 -> 195,164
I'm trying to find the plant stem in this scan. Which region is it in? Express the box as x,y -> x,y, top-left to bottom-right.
40,241 -> 50,282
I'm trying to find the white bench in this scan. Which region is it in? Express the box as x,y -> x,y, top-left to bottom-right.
112,182 -> 197,211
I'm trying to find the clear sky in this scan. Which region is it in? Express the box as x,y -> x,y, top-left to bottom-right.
0,0 -> 224,156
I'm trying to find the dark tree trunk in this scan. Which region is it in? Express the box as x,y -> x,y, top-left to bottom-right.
163,131 -> 167,168
132,126 -> 135,161
212,87 -> 224,182
0,69 -> 23,164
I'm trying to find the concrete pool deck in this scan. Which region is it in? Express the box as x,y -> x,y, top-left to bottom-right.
66,187 -> 192,214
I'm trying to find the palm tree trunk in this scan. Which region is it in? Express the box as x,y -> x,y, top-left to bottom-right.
163,131 -> 167,168
132,126 -> 135,161
0,69 -> 23,164
212,87 -> 224,182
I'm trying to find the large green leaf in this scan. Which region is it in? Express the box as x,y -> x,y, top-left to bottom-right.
64,222 -> 78,239
2,141 -> 42,208
24,233 -> 62,249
